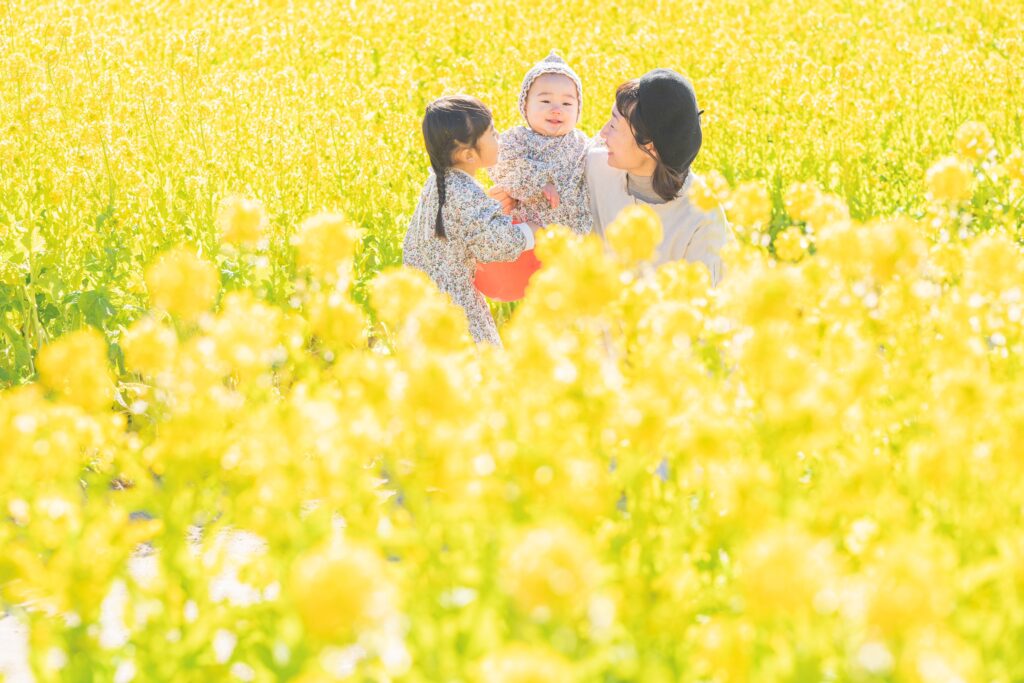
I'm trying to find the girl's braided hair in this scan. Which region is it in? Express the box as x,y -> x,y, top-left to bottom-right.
421,95 -> 493,238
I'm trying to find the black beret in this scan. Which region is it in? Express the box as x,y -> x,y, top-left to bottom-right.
636,69 -> 703,172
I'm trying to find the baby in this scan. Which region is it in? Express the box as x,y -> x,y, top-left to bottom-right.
489,51 -> 592,235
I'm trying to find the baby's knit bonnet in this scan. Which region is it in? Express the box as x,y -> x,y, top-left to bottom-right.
518,50 -> 583,123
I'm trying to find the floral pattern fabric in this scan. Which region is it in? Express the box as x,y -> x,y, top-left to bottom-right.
402,168 -> 529,346
489,127 -> 593,235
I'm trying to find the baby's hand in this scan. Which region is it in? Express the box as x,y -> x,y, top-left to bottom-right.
488,185 -> 519,216
542,182 -> 560,209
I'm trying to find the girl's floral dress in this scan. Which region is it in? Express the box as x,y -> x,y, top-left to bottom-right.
402,168 -> 531,346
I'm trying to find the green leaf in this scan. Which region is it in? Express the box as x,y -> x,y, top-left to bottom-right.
75,289 -> 116,330
0,318 -> 32,379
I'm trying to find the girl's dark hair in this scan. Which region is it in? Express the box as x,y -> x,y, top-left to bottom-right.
421,95 -> 493,238
615,79 -> 688,202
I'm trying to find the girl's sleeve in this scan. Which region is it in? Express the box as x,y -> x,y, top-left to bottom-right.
460,195 -> 534,263
490,130 -> 556,201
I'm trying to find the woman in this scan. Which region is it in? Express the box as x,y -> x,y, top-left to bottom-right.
492,68 -> 730,285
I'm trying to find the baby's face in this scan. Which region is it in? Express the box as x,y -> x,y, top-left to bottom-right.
524,73 -> 579,137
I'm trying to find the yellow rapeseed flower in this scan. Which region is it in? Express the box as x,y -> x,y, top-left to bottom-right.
783,181 -> 822,223
728,180 -> 773,232
121,316 -> 178,377
396,297 -> 473,351
288,539 -> 394,642
144,246 -> 219,322
954,121 -> 995,162
737,525 -> 838,617
305,289 -> 367,351
216,195 -> 268,246
925,156 -> 974,203
689,170 -> 731,211
36,328 -> 114,412
864,218 -> 927,282
203,291 -> 290,379
605,205 -> 663,264
801,193 -> 849,231
773,227 -> 808,262
369,266 -> 452,335
502,523 -> 601,620
963,233 -> 1024,295
1003,148 -> 1024,184
294,212 -> 361,286
532,224 -> 580,265
693,618 -> 755,682
476,645 -> 575,683
865,536 -> 955,636
898,630 -> 981,683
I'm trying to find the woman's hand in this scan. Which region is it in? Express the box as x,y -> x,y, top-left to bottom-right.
488,185 -> 519,216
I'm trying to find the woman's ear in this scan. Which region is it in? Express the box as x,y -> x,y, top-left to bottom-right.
643,141 -> 659,158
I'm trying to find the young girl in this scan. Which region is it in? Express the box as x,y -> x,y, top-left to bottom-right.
489,51 -> 592,235
402,95 -> 539,347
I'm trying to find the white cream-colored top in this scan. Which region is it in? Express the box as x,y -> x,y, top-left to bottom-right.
585,146 -> 730,285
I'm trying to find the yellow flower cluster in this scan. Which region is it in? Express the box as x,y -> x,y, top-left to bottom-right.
143,247 -> 220,322
926,156 -> 975,203
5,209 -> 1024,682
289,539 -> 396,642
216,196 -> 268,247
606,206 -> 663,264
35,328 -> 115,412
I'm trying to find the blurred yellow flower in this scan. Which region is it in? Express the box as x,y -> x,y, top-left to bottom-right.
369,266 -> 452,335
954,120 -> 995,162
728,180 -> 772,231
898,630 -> 981,683
925,156 -> 974,203
872,218 -> 928,281
963,232 -> 1024,295
294,212 -> 361,285
737,525 -> 838,617
689,170 -> 731,211
144,246 -> 219,322
216,195 -> 268,246
305,289 -> 367,351
532,224 -> 580,265
1003,148 -> 1024,183
502,524 -> 601,620
203,291 -> 290,378
121,316 -> 178,377
36,328 -> 114,412
801,193 -> 849,231
773,227 -> 808,262
396,297 -> 473,351
693,618 -> 755,682
288,539 -> 394,642
783,181 -> 822,223
476,645 -> 575,683
605,205 -> 663,264
866,536 -> 955,636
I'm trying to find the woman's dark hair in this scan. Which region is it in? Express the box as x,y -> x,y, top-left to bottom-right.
422,95 -> 493,238
615,79 -> 688,202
